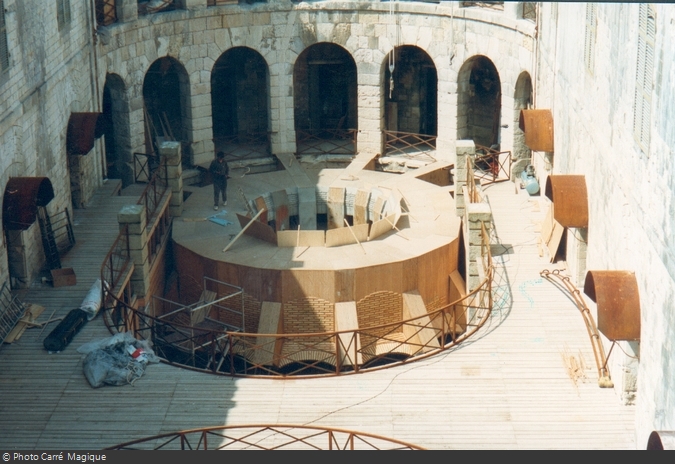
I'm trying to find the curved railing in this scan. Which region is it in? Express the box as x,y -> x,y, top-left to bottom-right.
105,424 -> 425,450
101,221 -> 493,378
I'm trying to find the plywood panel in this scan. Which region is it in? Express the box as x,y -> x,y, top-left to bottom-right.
271,190 -> 291,231
325,223 -> 369,248
276,230 -> 325,248
281,269 -> 335,303
547,220 -> 565,263
254,197 -> 269,224
240,267 -> 282,303
369,214 -> 396,240
417,245 -> 451,308
327,187 -> 345,230
236,213 -> 277,244
402,290 -> 441,354
334,269 -> 355,302
326,227 -> 356,247
354,189 -> 370,225
335,301 -> 362,366
354,261 -> 403,302
253,302 -> 283,366
277,230 -> 299,248
372,196 -> 385,221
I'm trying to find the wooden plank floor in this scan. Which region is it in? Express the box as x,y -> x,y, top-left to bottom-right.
0,179 -> 636,450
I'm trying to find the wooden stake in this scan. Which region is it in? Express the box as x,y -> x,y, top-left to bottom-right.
223,209 -> 265,253
383,216 -> 410,240
344,219 -> 367,254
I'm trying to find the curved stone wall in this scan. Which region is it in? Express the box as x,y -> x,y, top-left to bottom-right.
97,2 -> 535,166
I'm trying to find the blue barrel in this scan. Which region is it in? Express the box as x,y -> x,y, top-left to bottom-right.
521,166 -> 540,195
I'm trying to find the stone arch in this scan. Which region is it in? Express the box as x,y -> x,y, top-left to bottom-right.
293,42 -> 358,133
457,55 -> 502,149
211,47 -> 270,156
512,71 -> 533,178
142,57 -> 191,161
383,45 -> 438,136
101,73 -> 133,186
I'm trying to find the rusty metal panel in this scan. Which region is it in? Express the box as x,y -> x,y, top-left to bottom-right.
2,177 -> 55,230
67,113 -> 103,156
544,175 -> 588,228
583,270 -> 640,341
518,109 -> 554,152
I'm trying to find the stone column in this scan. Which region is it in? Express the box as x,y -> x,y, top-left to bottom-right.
567,227 -> 588,287
159,141 -> 183,217
118,204 -> 149,298
356,59 -> 383,157
464,202 -> 492,323
455,139 -> 475,217
465,202 -> 492,293
186,73 -> 214,166
116,0 -> 138,22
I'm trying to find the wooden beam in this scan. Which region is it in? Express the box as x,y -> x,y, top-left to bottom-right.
223,209 -> 265,252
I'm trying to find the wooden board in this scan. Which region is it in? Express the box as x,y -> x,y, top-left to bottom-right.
541,204 -> 554,245
547,220 -> 565,263
334,301 -> 362,366
254,197 -> 269,224
354,189 -> 371,225
277,230 -> 326,248
252,302 -> 283,366
327,187 -> 345,230
369,213 -> 396,241
3,304 -> 45,344
402,290 -> 441,354
325,223 -> 369,248
271,190 -> 290,231
236,213 -> 277,244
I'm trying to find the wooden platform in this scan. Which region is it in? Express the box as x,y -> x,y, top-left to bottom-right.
0,179 -> 637,450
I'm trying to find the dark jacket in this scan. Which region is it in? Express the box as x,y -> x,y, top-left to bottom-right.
209,158 -> 229,181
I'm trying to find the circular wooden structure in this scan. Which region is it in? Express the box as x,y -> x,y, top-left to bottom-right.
168,163 -> 464,372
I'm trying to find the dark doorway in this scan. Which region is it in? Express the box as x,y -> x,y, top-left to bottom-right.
457,55 -> 502,149
101,73 -> 132,186
293,43 -> 357,156
211,47 -> 270,159
143,57 -> 190,163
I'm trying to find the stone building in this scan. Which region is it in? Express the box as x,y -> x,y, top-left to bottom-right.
0,0 -> 671,447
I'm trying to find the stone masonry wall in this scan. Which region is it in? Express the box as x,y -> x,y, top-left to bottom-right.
97,1 -> 535,167
536,3 -> 675,447
0,0 -> 104,287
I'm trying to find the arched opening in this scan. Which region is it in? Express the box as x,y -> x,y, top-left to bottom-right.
382,46 -> 437,159
211,47 -> 270,161
101,74 -> 133,186
513,71 -> 533,178
293,43 -> 358,157
143,57 -> 191,164
457,56 -> 502,150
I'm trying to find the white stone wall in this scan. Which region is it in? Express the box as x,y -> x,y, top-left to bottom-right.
98,1 -> 535,165
0,0 -> 103,287
536,3 -> 675,447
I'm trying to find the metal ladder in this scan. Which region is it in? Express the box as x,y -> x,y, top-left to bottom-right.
0,281 -> 26,344
37,206 -> 76,271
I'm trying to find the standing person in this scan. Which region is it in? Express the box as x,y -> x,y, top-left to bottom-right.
209,151 -> 229,210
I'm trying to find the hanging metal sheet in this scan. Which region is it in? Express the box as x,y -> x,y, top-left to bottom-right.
67,113 -> 103,156
583,270 -> 641,341
518,109 -> 554,152
2,177 -> 55,230
544,175 -> 589,228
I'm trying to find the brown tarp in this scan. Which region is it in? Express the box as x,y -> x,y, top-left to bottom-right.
2,177 -> 55,230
